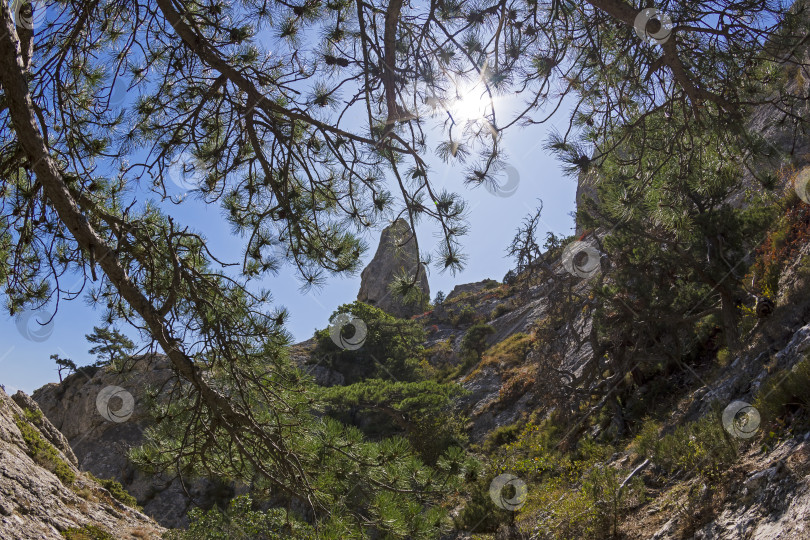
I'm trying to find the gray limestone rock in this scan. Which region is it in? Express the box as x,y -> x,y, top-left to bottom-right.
33,355 -> 228,528
357,219 -> 430,318
0,386 -> 164,539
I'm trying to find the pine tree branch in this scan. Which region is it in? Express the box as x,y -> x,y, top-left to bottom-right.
0,4 -> 315,509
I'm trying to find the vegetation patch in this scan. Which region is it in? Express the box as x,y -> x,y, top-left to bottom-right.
633,412 -> 737,482
87,473 -> 141,510
14,413 -> 76,486
61,524 -> 114,540
755,354 -> 810,434
489,301 -> 515,320
481,332 -> 532,369
321,378 -> 468,463
462,416 -> 645,537
312,301 -> 426,383
448,304 -> 482,327
748,191 -> 810,301
498,364 -> 538,406
165,495 -> 317,540
454,323 -> 495,378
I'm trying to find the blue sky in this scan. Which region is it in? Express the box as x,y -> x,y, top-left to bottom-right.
0,91 -> 577,395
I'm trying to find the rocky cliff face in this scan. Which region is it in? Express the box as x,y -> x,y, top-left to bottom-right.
0,386 -> 163,539
357,219 -> 430,318
32,355 -> 229,529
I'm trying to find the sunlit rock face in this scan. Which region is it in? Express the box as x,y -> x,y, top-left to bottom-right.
0,386 -> 164,539
357,219 -> 430,318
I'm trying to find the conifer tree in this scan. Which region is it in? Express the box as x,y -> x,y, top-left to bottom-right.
0,0 -> 807,535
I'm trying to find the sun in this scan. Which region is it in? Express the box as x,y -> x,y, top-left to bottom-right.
450,83 -> 492,122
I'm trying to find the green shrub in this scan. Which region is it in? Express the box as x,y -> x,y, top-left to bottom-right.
632,419 -> 661,459
716,347 -> 731,366
87,473 -> 140,509
483,420 -> 644,540
164,495 -> 320,540
14,414 -> 76,486
636,412 -> 736,481
483,421 -> 523,452
449,304 -> 481,327
490,303 -> 513,320
454,323 -> 495,376
529,462 -> 644,540
460,324 -> 495,361
456,474 -> 514,533
61,525 -> 114,540
320,379 -> 468,463
23,406 -> 44,424
313,301 -> 426,383
755,355 -> 810,431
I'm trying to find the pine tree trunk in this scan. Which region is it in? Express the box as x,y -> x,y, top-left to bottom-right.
721,290 -> 739,349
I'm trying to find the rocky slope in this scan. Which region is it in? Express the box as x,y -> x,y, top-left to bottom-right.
32,354 -> 229,529
622,319 -> 810,540
0,385 -> 164,539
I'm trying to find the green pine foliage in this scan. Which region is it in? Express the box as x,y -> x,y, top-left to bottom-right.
546,105 -> 782,417
2,0 -> 808,537
314,302 -> 469,463
320,379 -> 468,463
86,326 -> 135,368
312,301 -> 427,383
457,323 -> 495,374
131,301 -> 476,537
